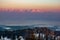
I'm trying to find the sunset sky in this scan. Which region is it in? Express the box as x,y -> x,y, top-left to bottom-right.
0,0 -> 60,25
0,0 -> 60,12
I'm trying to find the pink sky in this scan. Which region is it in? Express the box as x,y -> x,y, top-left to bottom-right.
0,0 -> 60,12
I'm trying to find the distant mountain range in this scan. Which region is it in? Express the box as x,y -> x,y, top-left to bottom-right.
0,24 -> 60,31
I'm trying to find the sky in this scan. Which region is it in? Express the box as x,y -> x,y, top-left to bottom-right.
0,0 -> 60,25
0,0 -> 60,11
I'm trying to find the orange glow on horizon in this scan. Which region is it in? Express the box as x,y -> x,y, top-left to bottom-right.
0,0 -> 60,12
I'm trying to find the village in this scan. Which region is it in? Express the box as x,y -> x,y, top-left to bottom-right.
0,27 -> 60,40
